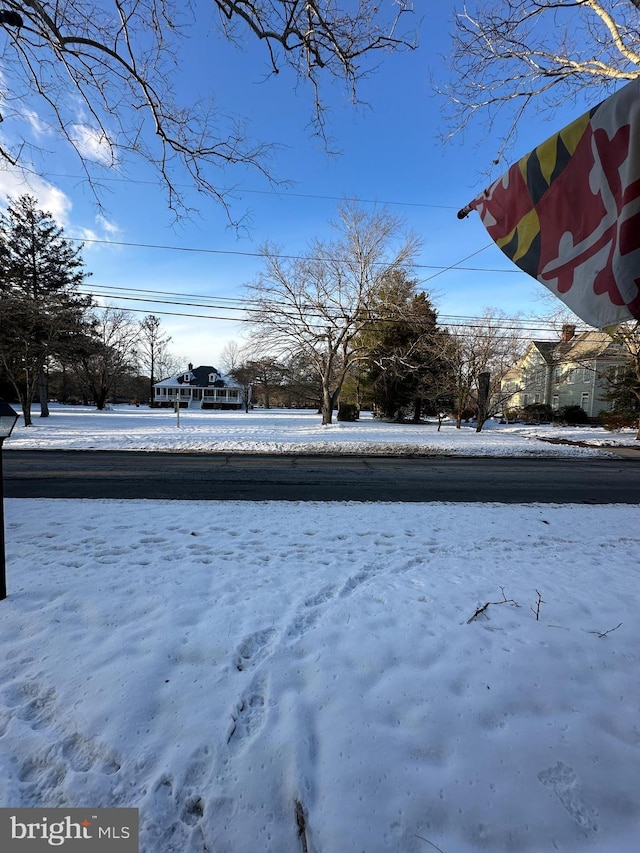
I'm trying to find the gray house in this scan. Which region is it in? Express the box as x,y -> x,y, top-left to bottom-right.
153,364 -> 249,410
501,325 -> 629,417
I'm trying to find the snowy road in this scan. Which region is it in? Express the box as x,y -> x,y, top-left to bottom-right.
4,450 -> 640,502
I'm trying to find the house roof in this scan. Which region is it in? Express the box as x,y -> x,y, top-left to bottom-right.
555,330 -> 626,362
513,340 -> 556,371
531,341 -> 557,362
510,331 -> 629,376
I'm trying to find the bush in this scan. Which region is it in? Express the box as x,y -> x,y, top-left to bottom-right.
598,411 -> 638,431
522,403 -> 553,423
337,402 -> 359,422
556,404 -> 589,425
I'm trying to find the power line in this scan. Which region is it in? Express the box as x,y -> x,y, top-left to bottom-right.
73,235 -> 515,275
82,294 -> 591,337
40,171 -> 460,210
80,282 -> 585,332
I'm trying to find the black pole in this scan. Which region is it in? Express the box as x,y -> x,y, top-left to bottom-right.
0,438 -> 6,601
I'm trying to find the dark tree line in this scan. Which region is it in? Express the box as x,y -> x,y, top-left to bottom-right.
0,195 -> 179,424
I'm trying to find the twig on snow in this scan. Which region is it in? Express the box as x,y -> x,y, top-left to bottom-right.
589,622 -> 622,638
531,589 -> 544,621
415,834 -> 446,852
467,587 -> 520,623
295,799 -> 308,853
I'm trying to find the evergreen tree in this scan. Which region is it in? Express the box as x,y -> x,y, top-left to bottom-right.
361,273 -> 447,421
0,195 -> 91,425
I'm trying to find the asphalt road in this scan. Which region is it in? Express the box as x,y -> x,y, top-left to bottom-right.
3,450 -> 639,503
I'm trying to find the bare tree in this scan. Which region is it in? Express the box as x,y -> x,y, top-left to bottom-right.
72,306 -> 140,409
246,201 -> 421,424
138,314 -> 172,405
0,1 -> 414,220
442,1 -> 640,162
608,321 -> 640,438
447,309 -> 525,431
220,340 -> 246,375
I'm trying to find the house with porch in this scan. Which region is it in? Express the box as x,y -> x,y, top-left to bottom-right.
153,364 -> 249,410
500,325 -> 629,418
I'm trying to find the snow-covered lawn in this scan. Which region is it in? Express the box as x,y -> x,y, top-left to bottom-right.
4,404 -> 638,455
1,406 -> 638,852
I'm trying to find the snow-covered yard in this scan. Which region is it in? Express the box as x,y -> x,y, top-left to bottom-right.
0,406 -> 638,852
4,404 -> 638,456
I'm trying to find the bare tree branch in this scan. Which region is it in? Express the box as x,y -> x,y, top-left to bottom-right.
0,1 -> 416,220
440,0 -> 640,164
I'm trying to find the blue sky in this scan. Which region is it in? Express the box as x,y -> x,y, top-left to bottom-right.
0,4 -> 597,369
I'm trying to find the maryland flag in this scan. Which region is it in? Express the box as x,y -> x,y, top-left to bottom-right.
461,79 -> 640,328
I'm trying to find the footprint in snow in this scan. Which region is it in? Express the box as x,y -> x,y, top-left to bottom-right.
538,761 -> 598,831
227,676 -> 269,750
340,569 -> 375,597
304,585 -> 337,608
234,628 -> 277,671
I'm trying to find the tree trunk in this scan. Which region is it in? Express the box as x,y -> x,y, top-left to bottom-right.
18,389 -> 32,427
95,388 -> 109,410
476,371 -> 490,433
149,352 -> 155,407
321,387 -> 333,425
38,367 -> 50,417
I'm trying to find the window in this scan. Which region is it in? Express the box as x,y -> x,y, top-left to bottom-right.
581,392 -> 589,410
228,390 -> 238,399
552,394 -> 559,410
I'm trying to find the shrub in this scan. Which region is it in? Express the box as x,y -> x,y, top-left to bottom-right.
556,404 -> 589,425
522,403 -> 553,422
598,411 -> 638,431
337,402 -> 359,422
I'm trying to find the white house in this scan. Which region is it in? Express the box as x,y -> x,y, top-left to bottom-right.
153,364 -> 249,410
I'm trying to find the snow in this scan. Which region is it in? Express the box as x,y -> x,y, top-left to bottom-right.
1,406 -> 639,852
4,404 -> 638,456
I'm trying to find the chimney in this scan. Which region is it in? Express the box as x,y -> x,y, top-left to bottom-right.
561,324 -> 575,343
188,362 -> 193,371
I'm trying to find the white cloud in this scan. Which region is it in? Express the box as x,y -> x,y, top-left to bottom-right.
70,124 -> 116,167
0,167 -> 73,225
19,108 -> 52,140
0,163 -> 123,246
96,213 -> 121,236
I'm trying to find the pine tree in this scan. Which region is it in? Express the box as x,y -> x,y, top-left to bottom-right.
0,195 -> 91,426
361,273 -> 448,421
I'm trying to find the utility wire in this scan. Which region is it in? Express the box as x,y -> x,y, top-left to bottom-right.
81,296 -> 592,338
79,282 -> 586,332
39,171 -> 460,210
72,236 -> 514,276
